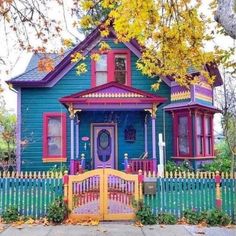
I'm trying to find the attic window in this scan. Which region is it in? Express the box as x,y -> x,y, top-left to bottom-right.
43,112 -> 66,162
91,49 -> 131,87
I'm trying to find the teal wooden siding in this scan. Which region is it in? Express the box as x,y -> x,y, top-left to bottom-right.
21,39 -> 172,171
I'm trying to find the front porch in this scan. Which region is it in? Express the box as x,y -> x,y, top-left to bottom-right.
59,82 -> 166,174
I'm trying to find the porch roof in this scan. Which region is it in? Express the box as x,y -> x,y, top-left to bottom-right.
59,82 -> 166,110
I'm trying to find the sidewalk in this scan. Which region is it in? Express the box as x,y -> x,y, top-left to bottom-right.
0,223 -> 235,236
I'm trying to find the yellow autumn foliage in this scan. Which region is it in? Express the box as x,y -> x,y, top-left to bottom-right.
78,0 -> 224,88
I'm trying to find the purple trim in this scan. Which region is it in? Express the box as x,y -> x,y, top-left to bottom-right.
73,104 -> 153,110
161,76 -> 171,87
144,115 -> 148,153
75,119 -> 80,159
195,85 -> 213,97
70,160 -> 75,175
16,88 -> 21,172
151,117 -> 156,160
171,85 -> 189,93
191,85 -> 195,102
70,119 -> 75,174
164,101 -> 221,113
7,27 -> 143,88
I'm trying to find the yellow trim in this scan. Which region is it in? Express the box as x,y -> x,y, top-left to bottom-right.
42,157 -> 67,163
195,93 -> 213,103
67,168 -> 140,221
171,91 -> 191,101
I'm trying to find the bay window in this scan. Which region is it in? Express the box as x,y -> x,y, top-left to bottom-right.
91,50 -> 131,87
43,113 -> 66,162
196,114 -> 204,156
204,115 -> 213,155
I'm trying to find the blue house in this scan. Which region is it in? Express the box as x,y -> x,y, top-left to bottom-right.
7,26 -> 223,173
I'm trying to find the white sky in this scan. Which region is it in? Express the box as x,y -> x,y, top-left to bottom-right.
0,1 -> 235,135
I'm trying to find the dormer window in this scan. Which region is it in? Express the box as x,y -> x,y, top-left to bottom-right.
91,49 -> 131,87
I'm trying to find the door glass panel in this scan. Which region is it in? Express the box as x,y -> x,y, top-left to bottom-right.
97,129 -> 111,162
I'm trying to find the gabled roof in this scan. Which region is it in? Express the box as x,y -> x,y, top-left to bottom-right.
59,82 -> 166,105
7,25 -> 223,88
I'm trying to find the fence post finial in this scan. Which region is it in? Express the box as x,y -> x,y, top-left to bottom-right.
63,171 -> 69,205
215,171 -> 222,209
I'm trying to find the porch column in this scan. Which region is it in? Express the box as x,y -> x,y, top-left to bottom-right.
144,114 -> 148,153
151,105 -> 157,173
68,104 -> 76,175
70,117 -> 75,175
75,118 -> 80,159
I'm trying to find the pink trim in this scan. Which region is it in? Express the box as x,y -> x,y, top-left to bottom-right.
43,112 -> 67,160
60,81 -> 166,104
172,156 -> 215,160
91,50 -> 131,87
194,112 -> 214,157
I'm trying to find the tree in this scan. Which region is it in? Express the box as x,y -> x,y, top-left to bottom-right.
0,95 -> 16,163
0,0 -> 235,89
215,69 -> 236,173
215,0 -> 236,39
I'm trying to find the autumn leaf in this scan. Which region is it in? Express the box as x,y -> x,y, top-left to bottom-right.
38,57 -> 55,73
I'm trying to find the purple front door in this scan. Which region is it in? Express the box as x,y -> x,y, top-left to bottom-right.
92,124 -> 117,169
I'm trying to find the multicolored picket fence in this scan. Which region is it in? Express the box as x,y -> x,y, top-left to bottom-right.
144,172 -> 236,220
0,172 -> 63,218
0,171 -> 235,220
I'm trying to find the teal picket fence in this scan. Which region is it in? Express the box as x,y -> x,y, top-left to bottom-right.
144,177 -> 236,219
0,174 -> 63,218
222,178 -> 236,218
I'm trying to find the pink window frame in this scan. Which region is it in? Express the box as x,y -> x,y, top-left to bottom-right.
43,112 -> 67,160
91,49 -> 131,87
173,111 -> 192,157
194,112 -> 214,157
195,113 -> 205,157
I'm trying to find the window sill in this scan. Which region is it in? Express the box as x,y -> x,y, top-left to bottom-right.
43,157 -> 67,163
172,156 -> 215,160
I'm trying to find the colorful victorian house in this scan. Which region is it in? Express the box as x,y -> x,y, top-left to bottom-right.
7,26 -> 222,173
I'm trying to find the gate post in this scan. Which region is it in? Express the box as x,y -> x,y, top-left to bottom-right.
138,170 -> 143,200
215,171 -> 222,209
63,171 -> 69,204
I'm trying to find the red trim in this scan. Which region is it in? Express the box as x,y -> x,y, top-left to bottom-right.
43,112 -> 66,160
173,111 -> 192,157
91,50 -> 131,87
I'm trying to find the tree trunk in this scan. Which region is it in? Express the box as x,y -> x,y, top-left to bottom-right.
215,0 -> 236,39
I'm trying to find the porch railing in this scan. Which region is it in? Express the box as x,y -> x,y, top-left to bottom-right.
127,159 -> 154,173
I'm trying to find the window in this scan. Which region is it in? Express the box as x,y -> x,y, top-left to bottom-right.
95,54 -> 108,86
43,113 -> 66,162
204,115 -> 213,155
195,113 -> 213,157
174,112 -> 192,157
196,115 -> 204,155
114,54 -> 127,84
91,50 -> 131,87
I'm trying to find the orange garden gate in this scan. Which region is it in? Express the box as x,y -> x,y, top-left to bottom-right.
64,169 -> 141,221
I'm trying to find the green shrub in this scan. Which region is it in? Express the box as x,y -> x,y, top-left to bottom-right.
201,141 -> 231,172
206,209 -> 231,226
134,200 -> 157,225
46,198 -> 69,224
166,160 -> 193,173
157,212 -> 177,224
49,164 -> 68,174
183,209 -> 207,225
1,206 -> 20,223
